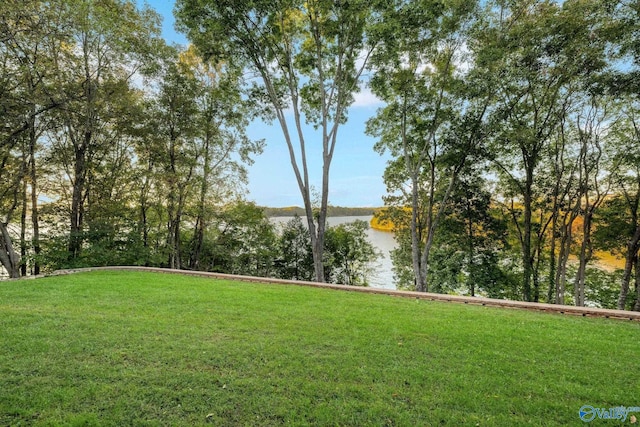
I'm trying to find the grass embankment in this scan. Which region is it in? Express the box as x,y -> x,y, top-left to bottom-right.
1,271 -> 638,426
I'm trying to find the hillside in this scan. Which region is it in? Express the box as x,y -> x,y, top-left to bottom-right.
1,271 -> 638,425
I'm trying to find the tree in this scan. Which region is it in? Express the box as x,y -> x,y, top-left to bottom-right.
0,0 -> 71,277
324,220 -> 379,286
45,0 -> 160,261
275,215 -> 315,281
382,170 -> 515,296
175,0 -> 377,282
367,0 -> 490,292
207,201 -> 277,277
598,101 -> 640,310
571,98 -> 612,306
438,172 -> 510,297
139,45 -> 263,271
178,47 -> 263,271
597,0 -> 640,310
544,114 -> 583,305
485,0 -> 609,302
147,47 -> 201,269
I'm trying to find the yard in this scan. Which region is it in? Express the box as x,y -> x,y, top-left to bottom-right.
1,271 -> 638,425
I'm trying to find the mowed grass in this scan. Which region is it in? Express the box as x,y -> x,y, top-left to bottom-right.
1,272 -> 638,426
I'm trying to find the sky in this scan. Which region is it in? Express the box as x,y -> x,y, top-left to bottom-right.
136,0 -> 390,208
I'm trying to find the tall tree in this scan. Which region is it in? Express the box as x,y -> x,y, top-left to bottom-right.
0,28 -> 25,277
175,0 -> 377,282
148,48 -> 201,270
324,220 -> 379,286
486,0 -> 609,301
571,98 -> 612,306
178,47 -> 263,271
601,101 -> 640,310
47,0 -> 160,260
0,0 -> 72,276
367,0 -> 489,292
544,114 -> 582,305
275,215 -> 315,281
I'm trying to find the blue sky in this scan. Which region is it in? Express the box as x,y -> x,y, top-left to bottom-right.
137,0 -> 389,207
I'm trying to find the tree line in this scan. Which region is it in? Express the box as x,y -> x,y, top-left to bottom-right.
364,0 -> 640,310
2,0 -> 640,310
0,0 -> 379,286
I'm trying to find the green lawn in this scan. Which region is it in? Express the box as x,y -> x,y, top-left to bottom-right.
1,271 -> 638,426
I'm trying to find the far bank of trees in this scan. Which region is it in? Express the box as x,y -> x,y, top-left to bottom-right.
2,0 -> 640,310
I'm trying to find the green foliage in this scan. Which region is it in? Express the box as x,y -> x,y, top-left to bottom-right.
324,220 -> 380,286
594,196 -> 636,256
367,0 -> 495,292
274,216 -> 380,286
274,215 -> 315,281
192,201 -> 278,277
3,0 -> 640,311
387,171 -> 520,297
584,267 -> 635,310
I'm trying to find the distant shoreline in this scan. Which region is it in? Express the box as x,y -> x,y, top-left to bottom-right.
263,206 -> 381,217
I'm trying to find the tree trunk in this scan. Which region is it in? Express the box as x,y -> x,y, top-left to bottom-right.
167,202 -> 181,270
533,261 -> 541,303
547,212 -> 557,303
467,198 -> 475,297
555,237 -> 570,306
556,246 -> 570,306
20,172 -> 27,277
574,210 -> 594,307
30,191 -> 40,275
0,222 -> 20,279
555,216 -> 572,305
410,174 -> 425,292
634,256 -> 640,312
68,143 -> 87,260
555,196 -> 580,305
522,165 -> 534,302
29,114 -> 40,275
313,199 -> 327,283
167,168 -> 193,271
190,217 -> 205,271
172,217 -> 181,269
618,225 -> 640,310
166,188 -> 181,270
139,157 -> 152,265
189,133 -> 211,271
189,203 -> 206,270
312,235 -> 325,282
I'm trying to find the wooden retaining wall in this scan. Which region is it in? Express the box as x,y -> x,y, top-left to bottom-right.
40,266 -> 640,322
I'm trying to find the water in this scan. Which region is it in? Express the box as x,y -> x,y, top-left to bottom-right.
270,216 -> 397,289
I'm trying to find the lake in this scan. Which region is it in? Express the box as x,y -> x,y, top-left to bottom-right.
270,216 -> 397,290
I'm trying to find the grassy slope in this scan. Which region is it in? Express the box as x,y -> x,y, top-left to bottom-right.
1,271 -> 638,426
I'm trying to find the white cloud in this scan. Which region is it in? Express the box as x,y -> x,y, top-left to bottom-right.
351,85 -> 384,108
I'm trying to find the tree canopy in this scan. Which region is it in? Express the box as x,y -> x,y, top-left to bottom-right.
1,0 -> 640,310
